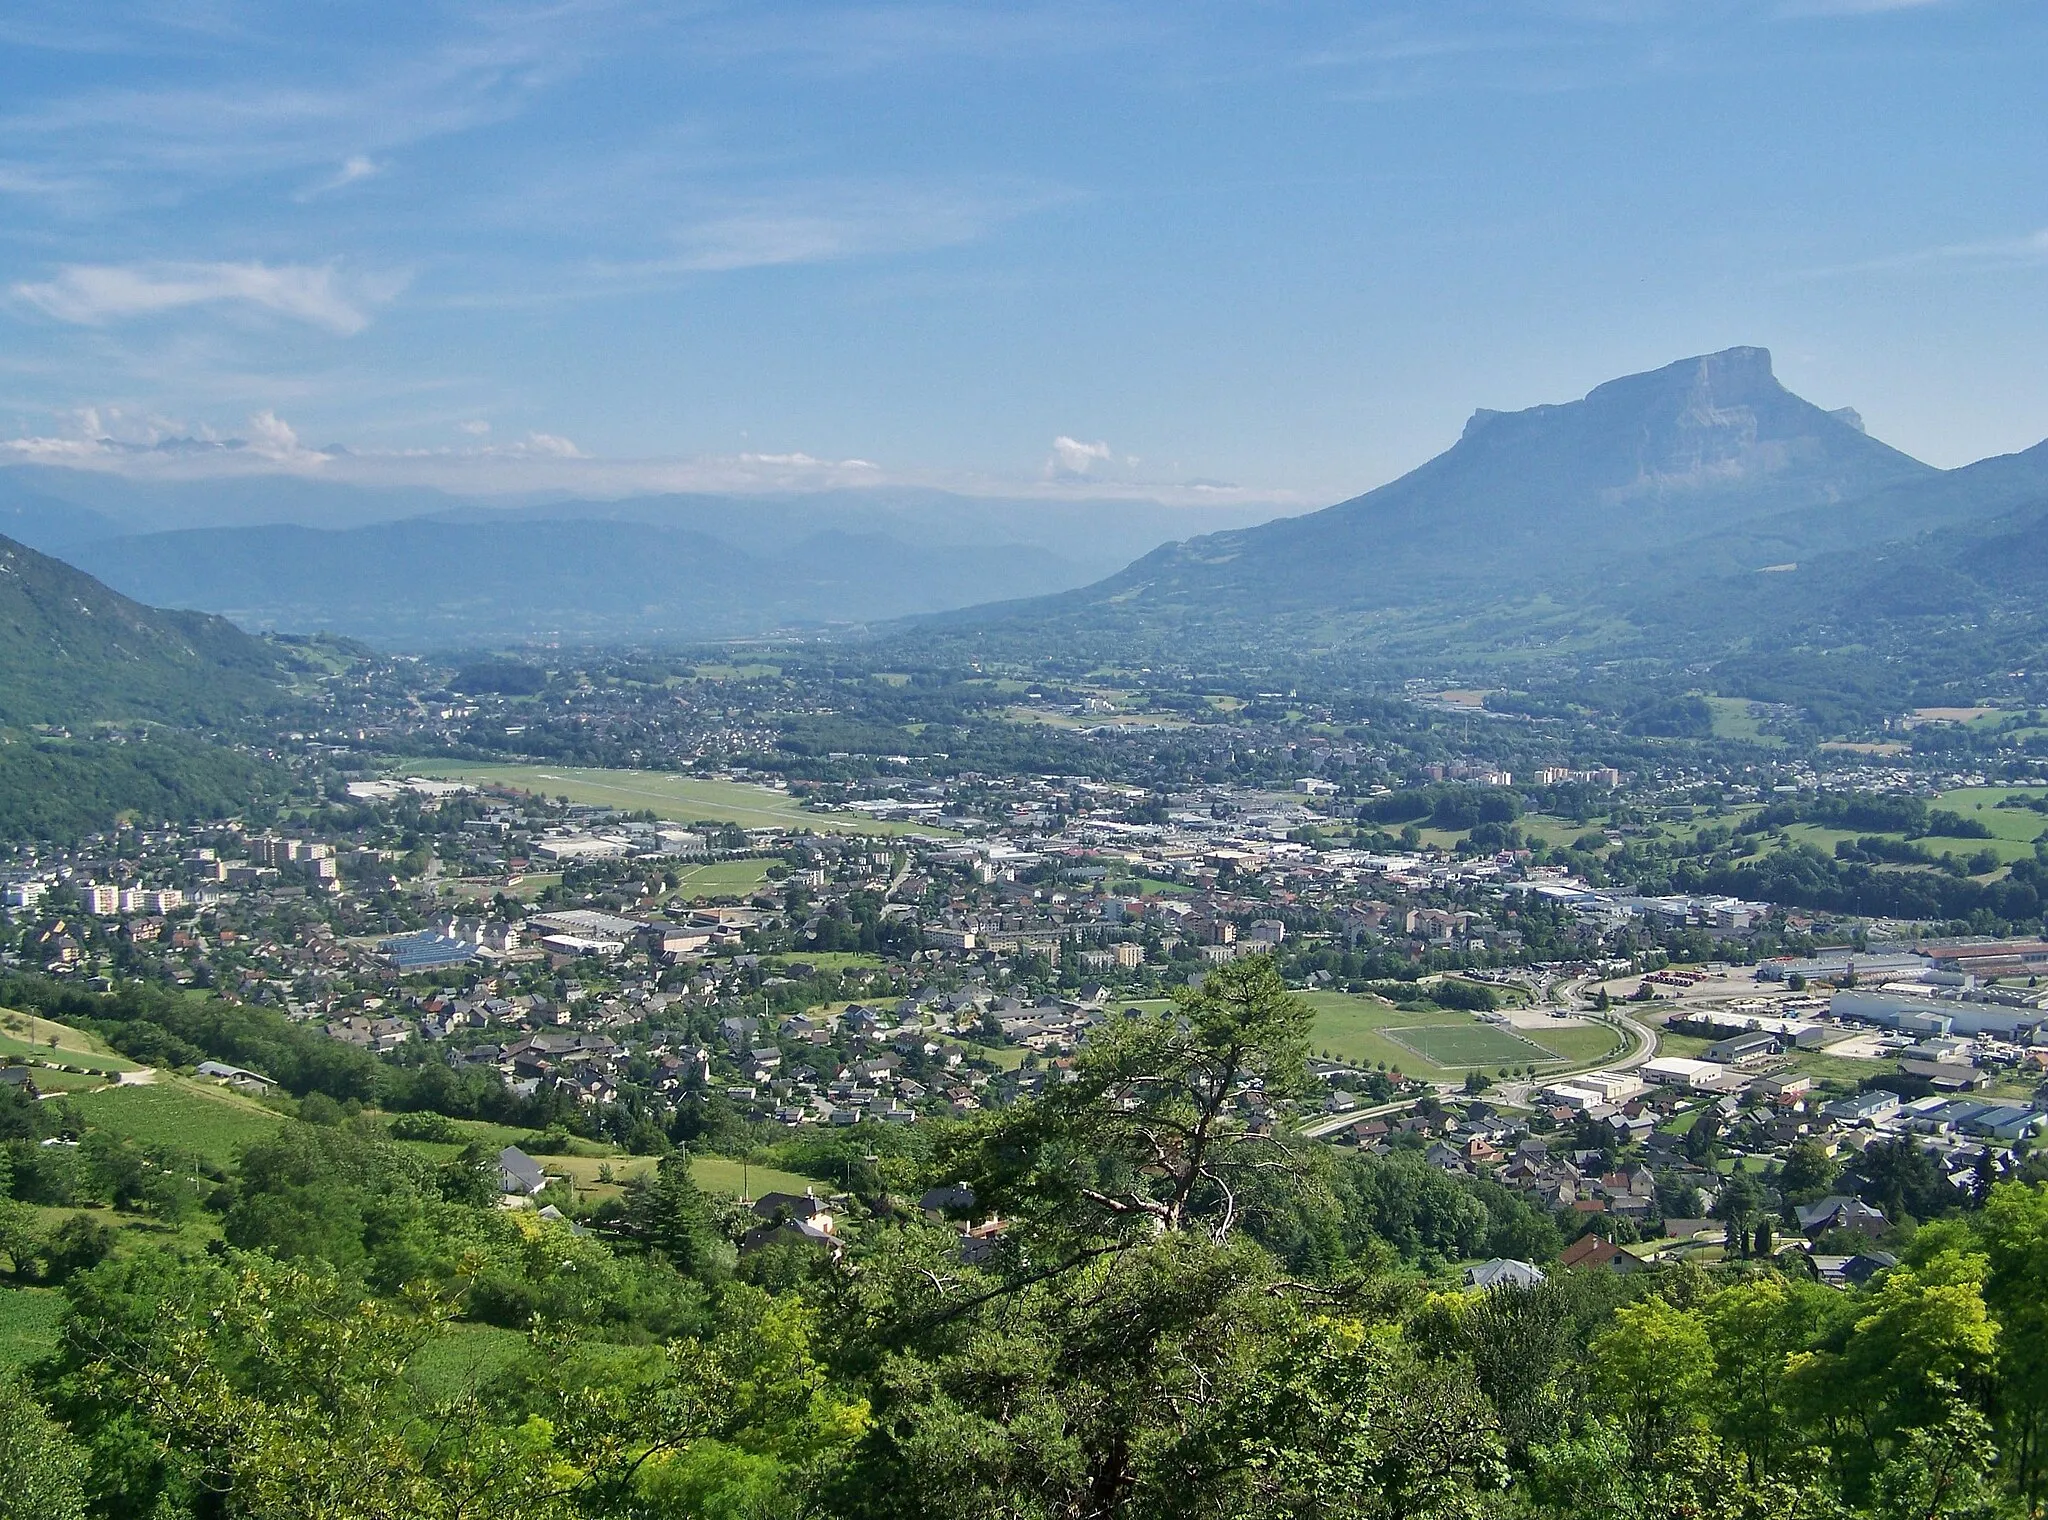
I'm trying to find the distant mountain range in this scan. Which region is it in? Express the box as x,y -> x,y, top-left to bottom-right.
0,470 -> 1280,644
924,348 -> 2048,686
0,534 -> 289,726
7,348 -> 2045,694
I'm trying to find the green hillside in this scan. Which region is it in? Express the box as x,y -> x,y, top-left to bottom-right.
0,533 -> 289,727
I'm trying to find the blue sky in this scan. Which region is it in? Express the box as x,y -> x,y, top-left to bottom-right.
1,0 -> 2043,507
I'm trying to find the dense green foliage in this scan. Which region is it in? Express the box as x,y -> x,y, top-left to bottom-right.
0,733 -> 287,841
0,534 -> 288,727
0,976 -> 572,1127
1,958 -> 2042,1519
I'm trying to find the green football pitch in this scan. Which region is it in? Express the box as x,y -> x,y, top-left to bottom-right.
1380,1022 -> 1560,1069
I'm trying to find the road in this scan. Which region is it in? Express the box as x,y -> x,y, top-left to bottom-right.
1298,1096 -> 1420,1140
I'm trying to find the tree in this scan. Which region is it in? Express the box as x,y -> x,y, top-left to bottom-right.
1861,1137 -> 1958,1226
0,1196 -> 42,1281
40,1213 -> 114,1282
1590,1297 -> 1717,1462
44,1249 -> 861,1520
1977,1181 -> 2048,1512
1702,1276 -> 1837,1481
628,1153 -> 734,1282
1867,1395 -> 2008,1520
0,1373 -> 86,1520
1455,1280 -> 1576,1457
833,1237 -> 1503,1520
951,954 -> 1314,1249
1777,1139 -> 1841,1208
1714,1169 -> 1767,1256
1787,1257 -> 2000,1501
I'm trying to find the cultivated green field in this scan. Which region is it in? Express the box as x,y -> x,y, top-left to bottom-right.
1936,786 -> 2048,845
0,1287 -> 64,1366
689,1155 -> 824,1199
1704,696 -> 1788,747
66,1079 -> 283,1166
396,1116 -> 827,1202
404,1323 -> 532,1400
12,1067 -> 113,1093
403,762 -> 949,837
760,951 -> 886,973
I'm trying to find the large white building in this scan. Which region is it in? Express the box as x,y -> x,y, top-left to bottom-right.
1641,1056 -> 1724,1088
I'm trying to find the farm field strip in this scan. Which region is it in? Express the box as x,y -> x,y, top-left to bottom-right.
66,1078 -> 283,1166
404,762 -> 951,837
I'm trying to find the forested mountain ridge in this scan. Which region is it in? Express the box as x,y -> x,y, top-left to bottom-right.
0,533 -> 290,727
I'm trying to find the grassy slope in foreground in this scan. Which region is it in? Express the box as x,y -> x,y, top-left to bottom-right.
0,1008 -> 143,1073
65,1078 -> 283,1167
404,762 -> 951,837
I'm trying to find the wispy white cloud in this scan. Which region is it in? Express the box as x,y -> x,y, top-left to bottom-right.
0,160 -> 88,197
296,153 -> 382,200
0,411 -> 1302,507
1044,435 -> 1144,478
0,3 -> 620,190
0,404 -> 332,468
508,431 -> 584,458
11,260 -> 399,334
614,179 -> 1077,276
1791,227 -> 2048,280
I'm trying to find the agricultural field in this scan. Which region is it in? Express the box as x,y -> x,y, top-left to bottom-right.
14,1067 -> 116,1093
759,951 -> 886,973
391,1116 -> 826,1203
403,762 -> 949,837
1782,1048 -> 1903,1090
66,1078 -> 282,1167
1105,873 -> 1196,897
1703,696 -> 1788,747
1766,785 -> 2048,868
688,1155 -> 824,1199
447,871 -> 561,903
0,1287 -> 64,1367
403,1323 -> 532,1401
1935,786 -> 2048,843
